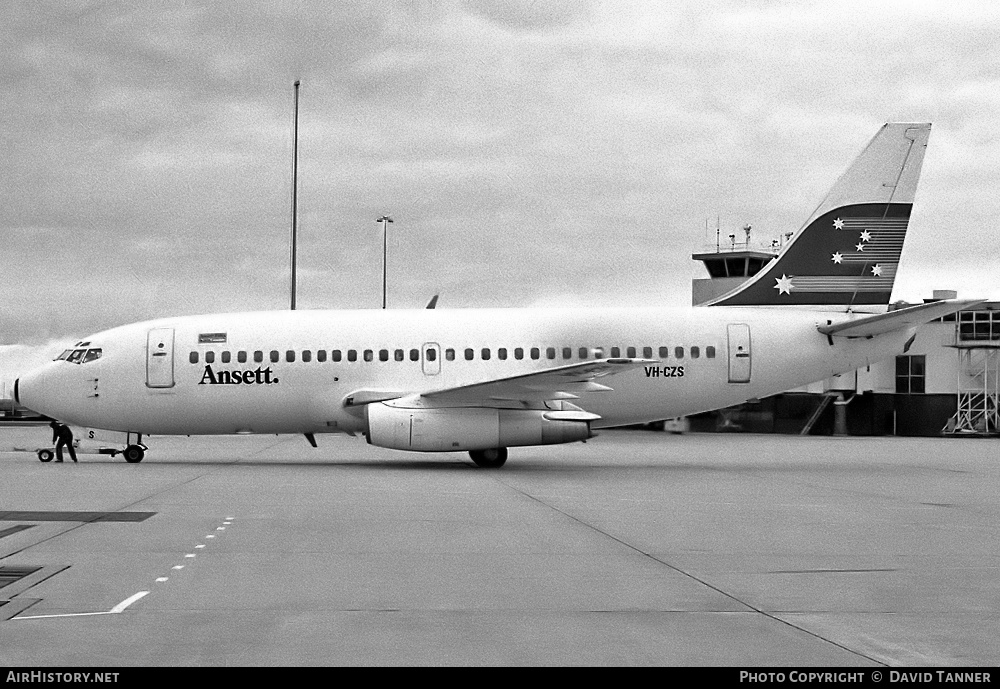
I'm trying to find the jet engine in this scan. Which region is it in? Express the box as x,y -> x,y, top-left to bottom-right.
365,403 -> 593,452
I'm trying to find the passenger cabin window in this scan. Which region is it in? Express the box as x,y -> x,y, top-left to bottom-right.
426,348 -> 437,362
379,349 -> 388,362
659,346 -> 669,358
410,348 -> 419,361
562,347 -> 572,359
481,348 -> 491,360
691,346 -> 700,359
546,347 -> 556,360
347,350 -> 357,362
498,348 -> 508,360
674,347 -> 684,359
515,348 -> 524,360
627,346 -> 636,358
238,351 -> 247,363
206,351 -> 215,364
465,348 -> 474,361
190,351 -> 199,364
531,347 -> 540,360
286,350 -> 295,363
363,349 -> 373,362
611,347 -> 620,357
303,350 -> 312,362
270,350 -> 280,363
222,351 -> 231,364
579,347 -> 588,359
317,350 -> 326,362
394,349 -> 404,362
706,346 -> 716,359
643,346 -> 652,358
445,348 -> 455,361
332,350 -> 342,362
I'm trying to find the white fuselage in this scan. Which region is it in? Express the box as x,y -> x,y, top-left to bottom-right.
17,306 -> 908,443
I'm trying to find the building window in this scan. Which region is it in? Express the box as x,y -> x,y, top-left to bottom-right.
958,310 -> 1000,341
896,355 -> 926,393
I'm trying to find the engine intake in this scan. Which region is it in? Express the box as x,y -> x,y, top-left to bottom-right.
365,403 -> 592,452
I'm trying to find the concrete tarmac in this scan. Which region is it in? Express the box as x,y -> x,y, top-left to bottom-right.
0,427 -> 997,666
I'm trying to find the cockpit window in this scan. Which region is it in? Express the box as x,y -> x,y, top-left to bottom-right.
57,348 -> 102,364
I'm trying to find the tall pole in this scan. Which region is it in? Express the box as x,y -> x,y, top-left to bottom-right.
376,215 -> 393,309
290,80 -> 300,310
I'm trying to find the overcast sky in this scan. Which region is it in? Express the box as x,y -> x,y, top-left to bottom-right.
3,0 -> 999,378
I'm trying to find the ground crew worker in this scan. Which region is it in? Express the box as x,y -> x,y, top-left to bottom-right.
50,421 -> 77,463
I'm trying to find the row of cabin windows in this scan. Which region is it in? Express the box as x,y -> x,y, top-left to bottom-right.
189,345 -> 717,365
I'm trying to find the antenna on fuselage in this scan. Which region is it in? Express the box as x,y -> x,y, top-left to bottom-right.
290,80 -> 300,310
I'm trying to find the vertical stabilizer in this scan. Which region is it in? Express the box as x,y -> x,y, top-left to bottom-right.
705,123 -> 931,307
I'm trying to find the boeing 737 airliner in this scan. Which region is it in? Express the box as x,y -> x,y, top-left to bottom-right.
15,122 -> 979,467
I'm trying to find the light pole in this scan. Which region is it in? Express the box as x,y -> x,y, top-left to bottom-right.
376,215 -> 393,309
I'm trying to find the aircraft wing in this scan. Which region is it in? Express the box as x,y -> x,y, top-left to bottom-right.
817,299 -> 984,338
417,358 -> 655,405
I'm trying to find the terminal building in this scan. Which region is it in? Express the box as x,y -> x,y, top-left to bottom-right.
687,243 -> 1000,437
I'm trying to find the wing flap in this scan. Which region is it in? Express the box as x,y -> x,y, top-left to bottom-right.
817,299 -> 984,338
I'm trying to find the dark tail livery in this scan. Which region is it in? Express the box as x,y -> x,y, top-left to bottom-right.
706,122 -> 931,308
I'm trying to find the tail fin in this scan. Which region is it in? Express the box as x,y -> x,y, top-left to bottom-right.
706,122 -> 931,307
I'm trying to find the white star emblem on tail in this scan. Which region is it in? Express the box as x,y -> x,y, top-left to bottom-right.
774,274 -> 793,294
833,218 -> 844,229
832,252 -> 843,264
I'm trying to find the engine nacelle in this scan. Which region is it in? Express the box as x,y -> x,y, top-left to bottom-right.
365,403 -> 592,452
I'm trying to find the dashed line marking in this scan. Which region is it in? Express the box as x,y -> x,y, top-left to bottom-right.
155,577 -> 168,583
172,565 -> 184,570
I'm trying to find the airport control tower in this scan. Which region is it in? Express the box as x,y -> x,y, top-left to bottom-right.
691,248 -> 777,306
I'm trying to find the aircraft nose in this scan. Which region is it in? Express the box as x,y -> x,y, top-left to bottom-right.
14,365 -> 57,417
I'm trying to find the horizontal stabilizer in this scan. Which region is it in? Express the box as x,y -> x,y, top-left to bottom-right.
817,299 -> 984,338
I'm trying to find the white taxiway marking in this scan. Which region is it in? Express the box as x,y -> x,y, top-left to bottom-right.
185,553 -> 196,558
172,565 -> 184,570
156,577 -> 168,583
195,544 -> 205,549
16,591 -> 149,620
206,535 -> 215,538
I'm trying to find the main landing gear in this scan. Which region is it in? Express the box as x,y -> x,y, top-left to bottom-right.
469,447 -> 508,468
